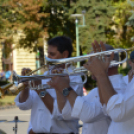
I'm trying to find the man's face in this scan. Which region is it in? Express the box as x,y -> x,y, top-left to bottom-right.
47,45 -> 63,59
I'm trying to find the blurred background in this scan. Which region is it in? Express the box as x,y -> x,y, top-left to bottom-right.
0,0 -> 134,133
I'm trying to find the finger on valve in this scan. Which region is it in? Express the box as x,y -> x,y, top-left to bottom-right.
52,68 -> 63,74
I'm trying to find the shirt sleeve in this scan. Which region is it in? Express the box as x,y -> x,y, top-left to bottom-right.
106,78 -> 134,122
14,90 -> 33,110
27,121 -> 32,134
71,96 -> 103,123
52,75 -> 83,120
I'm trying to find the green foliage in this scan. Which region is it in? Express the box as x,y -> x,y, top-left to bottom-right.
1,0 -> 134,58
107,0 -> 134,49
118,66 -> 130,76
126,0 -> 134,27
0,0 -> 76,56
84,75 -> 97,90
68,0 -> 115,54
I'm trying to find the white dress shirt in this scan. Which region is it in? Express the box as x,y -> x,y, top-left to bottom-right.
106,77 -> 134,134
123,75 -> 128,85
15,67 -> 83,134
68,74 -> 126,134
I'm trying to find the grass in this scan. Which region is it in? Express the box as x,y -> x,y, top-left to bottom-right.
0,95 -> 16,107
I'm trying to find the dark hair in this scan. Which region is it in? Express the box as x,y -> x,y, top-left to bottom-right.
48,36 -> 73,57
104,44 -> 119,61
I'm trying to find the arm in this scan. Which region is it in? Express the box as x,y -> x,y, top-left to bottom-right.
35,80 -> 54,114
96,72 -> 116,104
19,68 -> 54,113
19,86 -> 29,103
106,78 -> 134,122
15,89 -> 33,110
19,68 -> 31,103
47,75 -> 77,120
51,83 -> 83,120
47,76 -> 69,117
55,90 -> 67,113
39,93 -> 54,114
48,76 -> 104,122
67,90 -> 104,123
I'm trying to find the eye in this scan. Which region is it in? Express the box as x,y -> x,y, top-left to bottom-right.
50,53 -> 55,56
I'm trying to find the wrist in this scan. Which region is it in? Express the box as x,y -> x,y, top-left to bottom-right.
62,86 -> 73,97
95,70 -> 107,80
55,84 -> 70,92
39,90 -> 47,98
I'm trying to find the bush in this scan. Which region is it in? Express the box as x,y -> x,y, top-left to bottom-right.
118,66 -> 130,76
84,75 -> 97,91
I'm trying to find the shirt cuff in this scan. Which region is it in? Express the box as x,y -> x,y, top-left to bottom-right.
106,94 -> 123,113
14,90 -> 32,110
71,96 -> 84,118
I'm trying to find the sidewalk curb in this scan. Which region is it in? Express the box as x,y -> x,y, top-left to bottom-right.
0,105 -> 17,110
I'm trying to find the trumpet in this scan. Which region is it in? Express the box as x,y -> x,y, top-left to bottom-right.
13,48 -> 127,91
13,71 -> 87,87
45,48 -> 127,74
45,48 -> 127,65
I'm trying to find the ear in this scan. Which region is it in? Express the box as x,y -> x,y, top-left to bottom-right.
62,51 -> 69,58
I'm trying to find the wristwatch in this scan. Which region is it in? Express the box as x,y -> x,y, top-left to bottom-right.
63,86 -> 73,97
39,90 -> 47,98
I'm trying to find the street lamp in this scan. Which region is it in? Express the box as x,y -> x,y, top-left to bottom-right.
71,12 -> 86,67
1,42 -> 6,71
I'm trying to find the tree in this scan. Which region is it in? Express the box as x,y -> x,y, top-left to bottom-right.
0,0 -> 77,65
106,0 -> 134,50
68,0 -> 115,54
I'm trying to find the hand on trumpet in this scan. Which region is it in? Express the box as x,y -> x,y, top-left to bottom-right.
50,64 -> 64,74
21,68 -> 41,90
84,41 -> 114,78
21,68 -> 31,89
47,69 -> 70,92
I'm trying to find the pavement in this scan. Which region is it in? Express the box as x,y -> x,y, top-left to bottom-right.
0,107 -> 83,134
0,108 -> 30,134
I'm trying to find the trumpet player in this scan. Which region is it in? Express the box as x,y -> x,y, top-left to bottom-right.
83,42 -> 134,134
48,42 -> 127,134
14,36 -> 83,134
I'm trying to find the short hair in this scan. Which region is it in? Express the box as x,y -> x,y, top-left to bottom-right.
48,36 -> 73,57
104,44 -> 119,62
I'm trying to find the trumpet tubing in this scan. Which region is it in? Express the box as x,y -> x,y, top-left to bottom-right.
13,48 -> 128,92
14,71 -> 87,86
45,48 -> 127,65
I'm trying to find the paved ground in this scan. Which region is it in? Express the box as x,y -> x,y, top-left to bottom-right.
0,107 -> 82,134
0,108 -> 30,134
